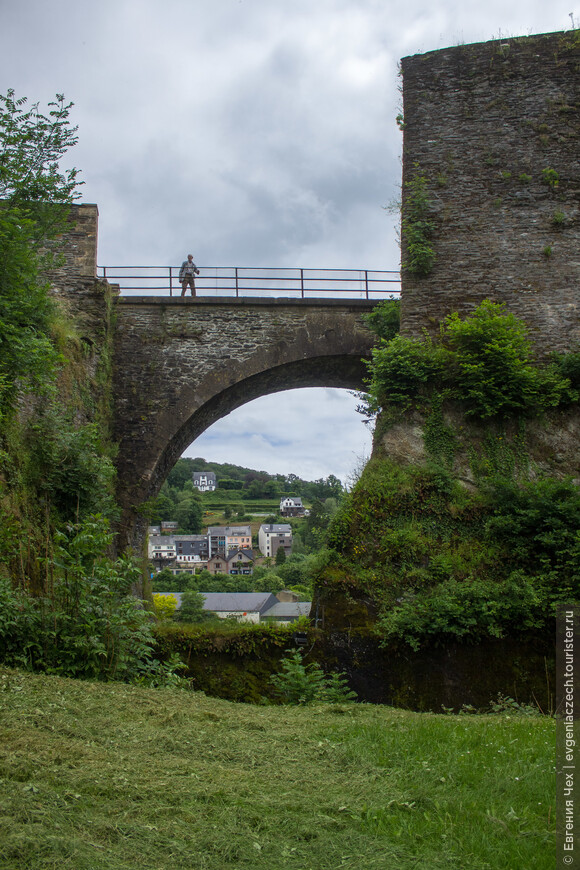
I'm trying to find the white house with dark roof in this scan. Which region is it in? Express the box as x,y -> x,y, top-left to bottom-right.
154,592 -> 310,624
280,496 -> 305,517
258,523 -> 292,558
200,592 -> 279,623
192,471 -> 217,492
148,536 -> 177,561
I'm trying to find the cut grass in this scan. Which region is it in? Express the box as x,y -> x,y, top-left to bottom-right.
0,667 -> 554,869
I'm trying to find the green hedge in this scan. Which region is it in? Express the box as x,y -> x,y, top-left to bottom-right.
153,622 -> 313,703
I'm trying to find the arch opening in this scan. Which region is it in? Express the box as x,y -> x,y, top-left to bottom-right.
118,352 -> 370,549
183,386 -> 373,484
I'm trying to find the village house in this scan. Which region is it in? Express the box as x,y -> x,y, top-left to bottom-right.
206,554 -> 227,575
259,601 -> 311,624
161,520 -> 179,534
279,496 -> 305,517
225,548 -> 254,575
192,471 -> 217,492
155,592 -> 310,624
174,535 -> 209,562
258,523 -> 293,558
196,592 -> 278,623
207,525 -> 252,557
149,525 -> 256,576
148,536 -> 176,562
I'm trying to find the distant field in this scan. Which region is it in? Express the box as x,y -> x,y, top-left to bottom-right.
0,667 -> 554,869
201,493 -> 283,512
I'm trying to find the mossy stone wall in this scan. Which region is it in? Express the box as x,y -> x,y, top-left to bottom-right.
401,30 -> 580,356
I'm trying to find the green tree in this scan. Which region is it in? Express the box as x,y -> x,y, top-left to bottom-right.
218,478 -> 243,490
152,568 -> 188,592
0,89 -> 81,205
153,593 -> 178,622
176,590 -> 215,623
165,458 -> 195,490
252,572 -> 285,593
264,479 -> 281,498
148,493 -> 175,525
275,546 -> 287,566
0,89 -> 83,421
174,494 -> 203,533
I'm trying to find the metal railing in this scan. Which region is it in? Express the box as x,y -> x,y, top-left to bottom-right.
96,265 -> 400,300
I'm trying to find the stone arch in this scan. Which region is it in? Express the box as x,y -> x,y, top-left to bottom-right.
151,354 -> 367,498
112,298 -> 377,549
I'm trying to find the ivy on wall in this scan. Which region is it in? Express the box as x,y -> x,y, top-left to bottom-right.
401,163 -> 437,277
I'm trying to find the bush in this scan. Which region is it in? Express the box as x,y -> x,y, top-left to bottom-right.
0,516 -> 159,681
485,477 -> 580,608
270,649 -> 357,704
365,334 -> 445,413
363,300 -> 578,420
24,409 -> 117,522
552,350 -> 580,392
441,301 -> 576,418
376,573 -> 541,651
363,299 -> 401,340
152,567 -> 189,592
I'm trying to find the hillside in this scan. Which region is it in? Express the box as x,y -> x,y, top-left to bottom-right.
165,457 -> 344,501
0,667 -> 554,870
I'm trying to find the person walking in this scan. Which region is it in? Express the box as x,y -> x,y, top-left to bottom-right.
179,254 -> 200,297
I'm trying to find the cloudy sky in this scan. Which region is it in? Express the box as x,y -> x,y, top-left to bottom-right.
1,0 -> 577,485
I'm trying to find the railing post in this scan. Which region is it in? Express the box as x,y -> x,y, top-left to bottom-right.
365,270 -> 369,299
169,266 -> 173,297
235,267 -> 239,298
300,268 -> 304,299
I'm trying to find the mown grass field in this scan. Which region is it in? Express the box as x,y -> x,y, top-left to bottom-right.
0,667 -> 554,869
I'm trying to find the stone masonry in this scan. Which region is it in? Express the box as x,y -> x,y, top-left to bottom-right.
400,30 -> 580,355
45,203 -> 99,282
112,297 -> 377,549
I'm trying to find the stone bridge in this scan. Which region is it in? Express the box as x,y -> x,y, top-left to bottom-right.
112,296 -> 378,548
52,30 -> 579,552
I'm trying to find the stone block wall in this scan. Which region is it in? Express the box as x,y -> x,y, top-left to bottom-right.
400,30 -> 580,356
45,203 -> 99,283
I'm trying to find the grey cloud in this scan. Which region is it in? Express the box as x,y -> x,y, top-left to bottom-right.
1,0 -> 575,479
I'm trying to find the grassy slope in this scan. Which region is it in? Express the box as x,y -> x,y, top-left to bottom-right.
0,668 -> 554,870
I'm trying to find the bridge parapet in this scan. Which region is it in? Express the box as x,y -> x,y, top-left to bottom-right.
98,265 -> 400,299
